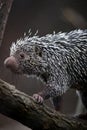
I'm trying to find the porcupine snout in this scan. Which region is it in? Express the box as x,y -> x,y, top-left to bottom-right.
4,56 -> 19,73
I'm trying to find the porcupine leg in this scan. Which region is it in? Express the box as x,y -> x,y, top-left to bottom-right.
52,96 -> 62,111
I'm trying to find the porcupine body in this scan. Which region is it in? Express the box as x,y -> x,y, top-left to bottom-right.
4,29 -> 87,111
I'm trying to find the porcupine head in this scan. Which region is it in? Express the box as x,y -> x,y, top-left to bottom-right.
4,33 -> 56,103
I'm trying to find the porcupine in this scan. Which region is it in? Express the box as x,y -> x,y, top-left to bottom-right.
4,29 -> 87,114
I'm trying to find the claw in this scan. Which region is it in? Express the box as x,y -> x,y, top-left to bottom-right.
33,94 -> 44,104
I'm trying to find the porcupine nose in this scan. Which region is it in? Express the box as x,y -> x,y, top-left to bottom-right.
4,56 -> 18,72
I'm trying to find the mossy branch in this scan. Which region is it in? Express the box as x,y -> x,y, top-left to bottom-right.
0,78 -> 87,130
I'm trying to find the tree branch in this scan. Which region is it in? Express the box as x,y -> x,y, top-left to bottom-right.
0,78 -> 87,130
0,0 -> 13,46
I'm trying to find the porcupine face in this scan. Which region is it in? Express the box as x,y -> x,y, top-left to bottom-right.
8,38 -> 48,80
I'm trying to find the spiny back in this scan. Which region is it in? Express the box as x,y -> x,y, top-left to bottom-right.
10,29 -> 87,55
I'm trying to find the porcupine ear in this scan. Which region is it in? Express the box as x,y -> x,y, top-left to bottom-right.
35,45 -> 43,57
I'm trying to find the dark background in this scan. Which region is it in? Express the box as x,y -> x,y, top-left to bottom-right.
0,0 -> 87,129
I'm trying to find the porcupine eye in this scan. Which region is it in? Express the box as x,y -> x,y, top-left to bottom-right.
19,52 -> 25,59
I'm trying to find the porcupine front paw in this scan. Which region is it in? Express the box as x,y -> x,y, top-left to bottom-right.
33,93 -> 44,104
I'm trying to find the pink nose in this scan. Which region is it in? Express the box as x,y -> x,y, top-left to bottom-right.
4,56 -> 18,72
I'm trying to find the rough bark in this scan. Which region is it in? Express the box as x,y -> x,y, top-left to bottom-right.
0,0 -> 13,46
0,78 -> 87,130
